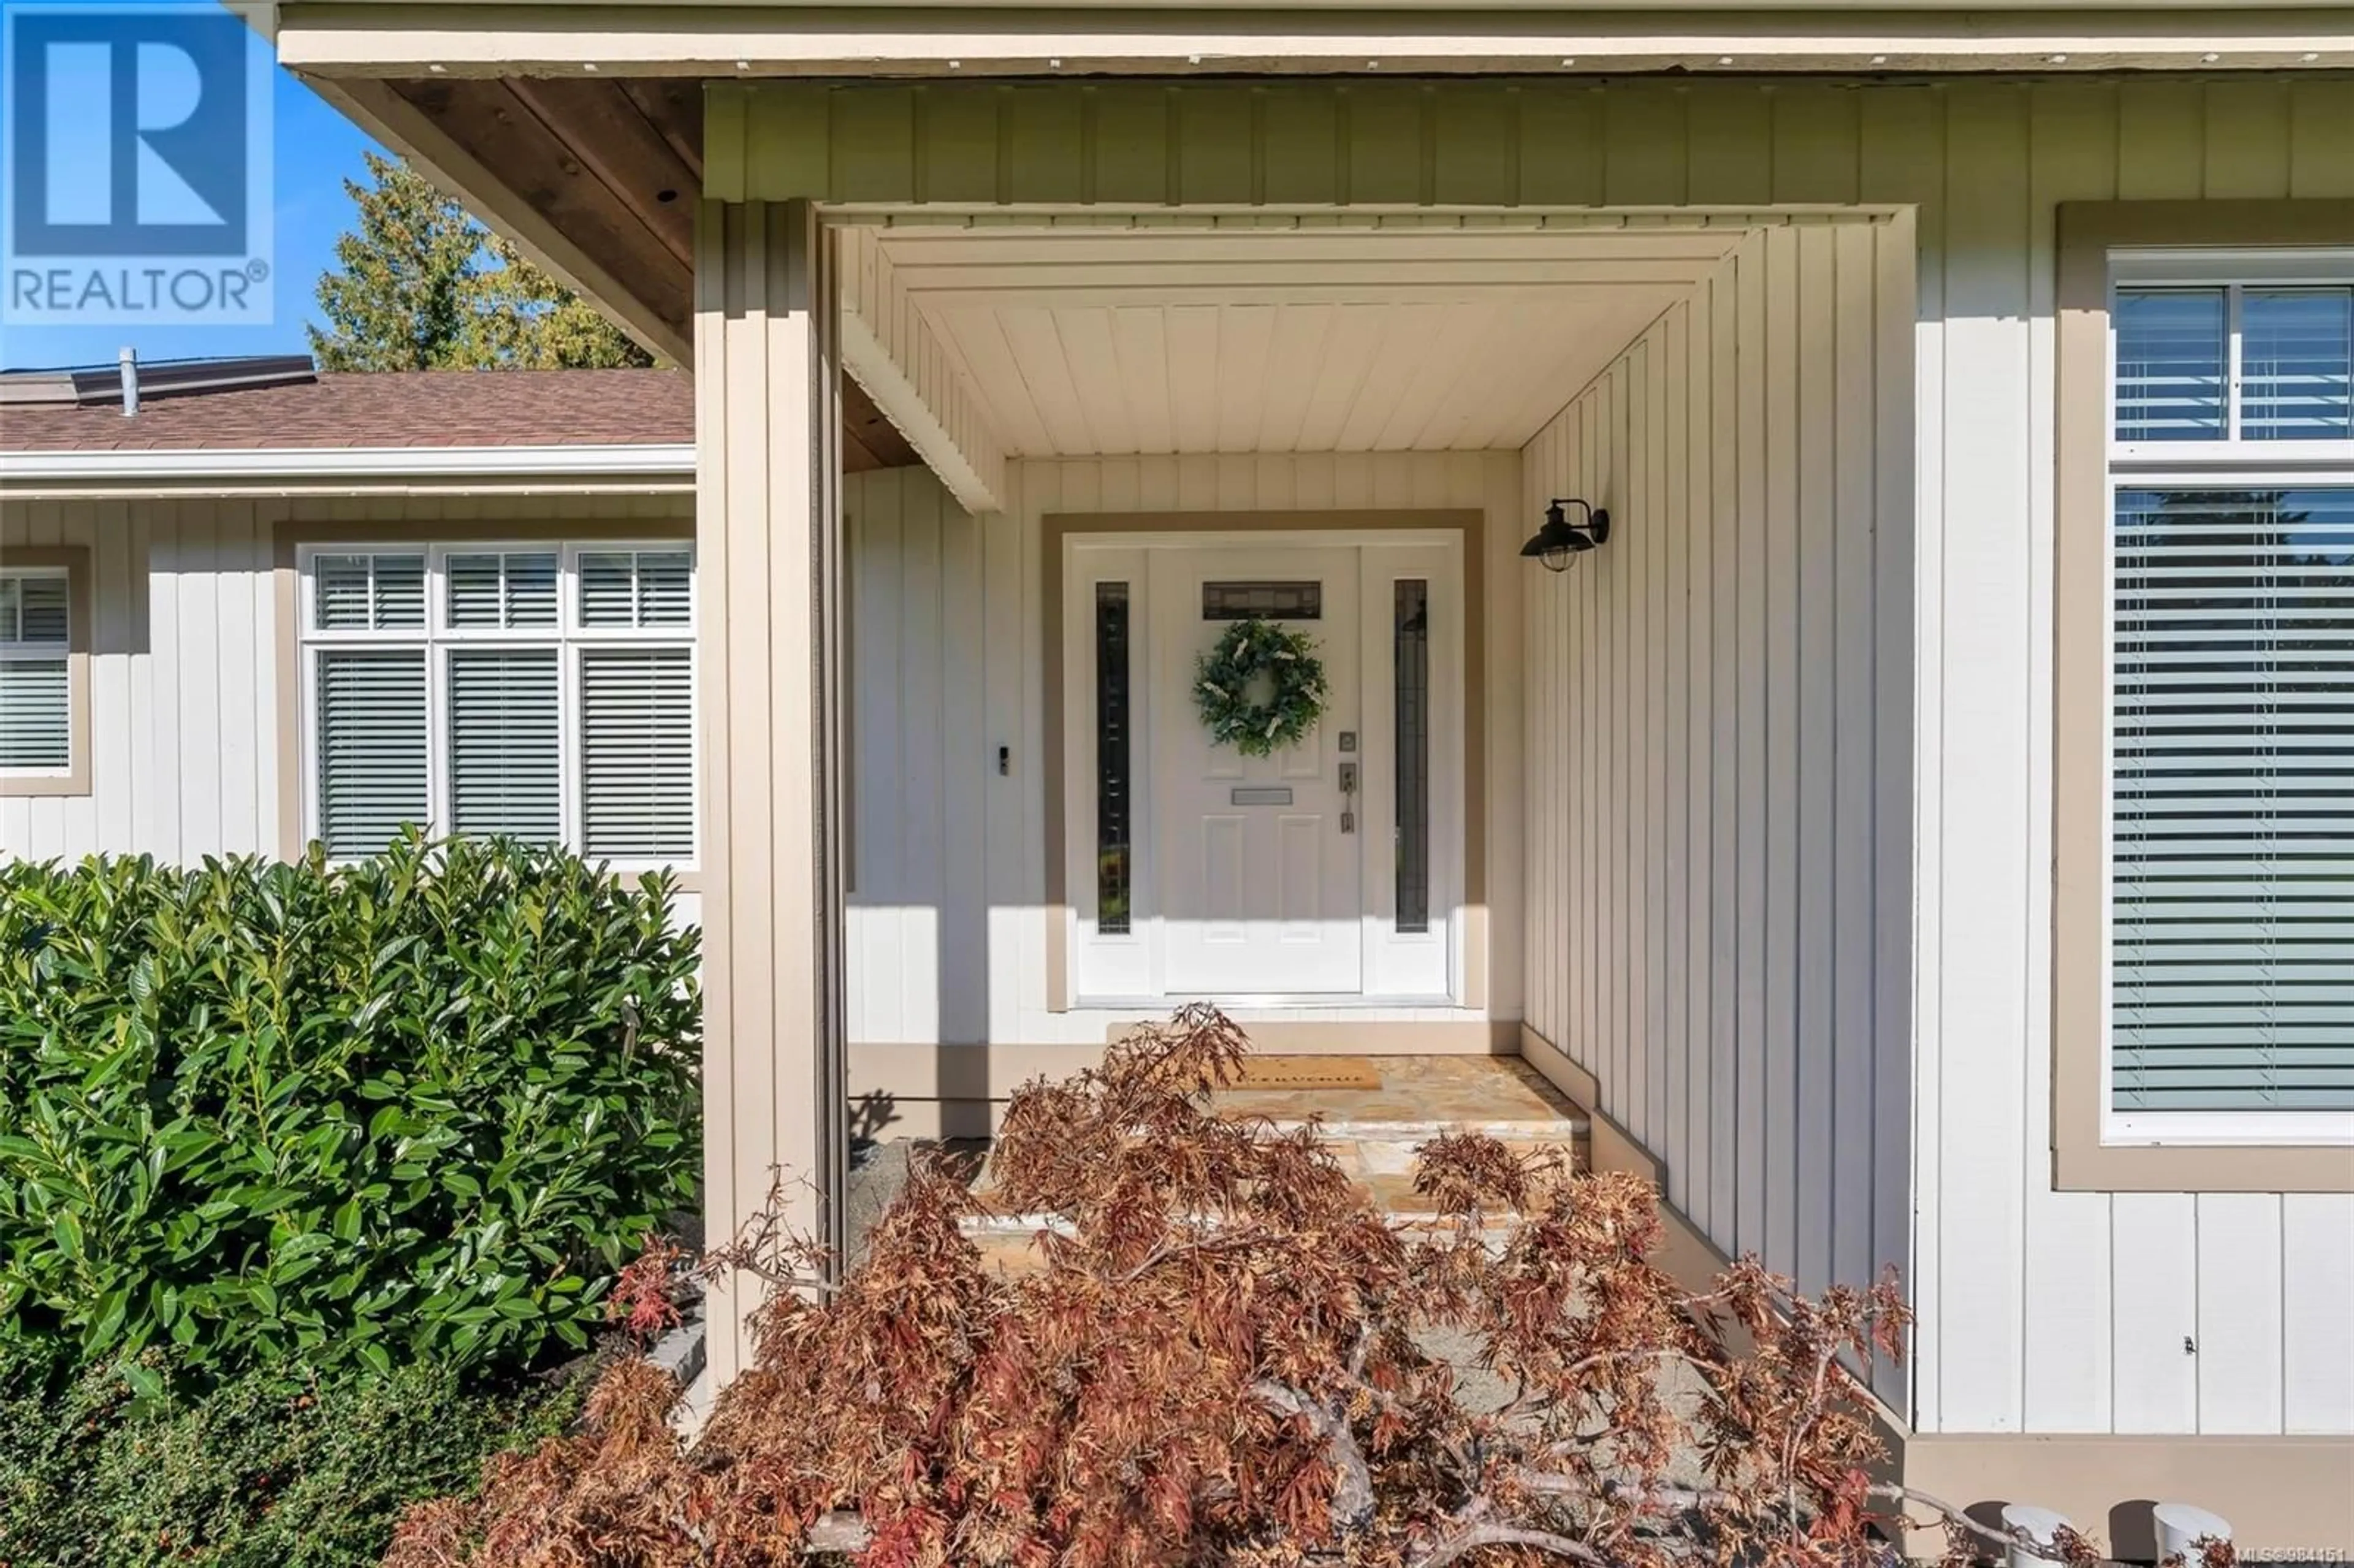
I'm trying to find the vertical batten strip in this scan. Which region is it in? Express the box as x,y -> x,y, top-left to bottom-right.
1794,221 -> 1838,1301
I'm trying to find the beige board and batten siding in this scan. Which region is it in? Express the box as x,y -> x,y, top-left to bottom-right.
839,449 -> 1526,1094
730,74 -> 2354,1444
1518,215 -> 1913,1415
0,493 -> 698,929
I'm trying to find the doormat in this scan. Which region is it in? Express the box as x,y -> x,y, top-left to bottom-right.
1226,1057 -> 1382,1091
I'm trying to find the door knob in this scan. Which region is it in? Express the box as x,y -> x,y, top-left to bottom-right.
1338,761 -> 1357,833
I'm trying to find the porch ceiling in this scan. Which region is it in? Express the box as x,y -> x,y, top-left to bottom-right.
868,227 -> 1741,457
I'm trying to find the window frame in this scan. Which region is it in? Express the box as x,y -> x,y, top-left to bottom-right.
293,538 -> 699,872
0,547 -> 91,798
2054,200 -> 2354,1193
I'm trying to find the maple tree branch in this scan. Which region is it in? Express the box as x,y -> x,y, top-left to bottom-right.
1783,1339 -> 1841,1523
717,1260 -> 838,1294
1410,1522 -> 1614,1568
1867,1483 -> 2074,1561
1344,1364 -> 1479,1483
1560,1345 -> 1704,1383
1255,1379 -> 1375,1534
1510,1471 -> 1738,1518
1346,1323 -> 1374,1380
382,1007 -> 1965,1568
1107,1225 -> 1270,1285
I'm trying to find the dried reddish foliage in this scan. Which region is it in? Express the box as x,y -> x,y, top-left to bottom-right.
385,1006 -> 2060,1568
607,1236 -> 689,1345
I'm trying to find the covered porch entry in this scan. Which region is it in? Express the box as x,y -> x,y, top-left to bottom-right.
836,219 -> 1750,1048
677,130 -> 1913,1390
720,199 -> 1916,1382
814,209 -> 1899,1076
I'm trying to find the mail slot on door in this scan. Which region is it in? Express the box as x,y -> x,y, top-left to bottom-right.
1229,786 -> 1295,806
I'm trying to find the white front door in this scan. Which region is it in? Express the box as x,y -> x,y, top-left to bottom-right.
1152,548 -> 1363,994
1064,528 -> 1463,1006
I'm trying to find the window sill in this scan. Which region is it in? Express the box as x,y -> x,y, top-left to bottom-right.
2106,1111 -> 2354,1149
0,770 -> 90,798
2053,1136 -> 2354,1195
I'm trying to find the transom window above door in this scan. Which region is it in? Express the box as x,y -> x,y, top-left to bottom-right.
1202,580 -> 1324,620
296,542 -> 697,868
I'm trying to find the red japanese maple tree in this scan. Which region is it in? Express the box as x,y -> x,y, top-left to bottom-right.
386,1006 -> 2074,1567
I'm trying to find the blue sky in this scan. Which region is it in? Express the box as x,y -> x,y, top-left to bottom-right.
0,11 -> 381,371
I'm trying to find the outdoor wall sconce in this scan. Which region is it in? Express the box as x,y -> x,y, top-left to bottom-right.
1520,498 -> 1611,572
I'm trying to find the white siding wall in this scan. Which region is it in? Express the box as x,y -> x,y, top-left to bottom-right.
0,492 -> 701,924
845,466 -> 991,1049
1488,77 -> 2354,1443
2,497 -> 278,864
1486,75 -> 2354,1442
842,449 -> 1526,1048
1519,217 -> 1913,1406
1887,81 -> 2354,1442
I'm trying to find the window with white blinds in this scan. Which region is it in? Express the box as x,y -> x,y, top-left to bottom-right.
0,569 -> 72,773
2108,256 -> 2354,1138
300,542 -> 696,865
2116,281 -> 2354,445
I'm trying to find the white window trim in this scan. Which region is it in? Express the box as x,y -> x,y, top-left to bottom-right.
295,541 -> 699,872
2100,249 -> 2354,1150
0,564 -> 75,781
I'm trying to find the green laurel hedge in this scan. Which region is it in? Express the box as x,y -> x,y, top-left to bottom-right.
0,1342 -> 588,1568
0,836 -> 700,1388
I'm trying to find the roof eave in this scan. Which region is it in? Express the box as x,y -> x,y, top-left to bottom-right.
0,443 -> 698,501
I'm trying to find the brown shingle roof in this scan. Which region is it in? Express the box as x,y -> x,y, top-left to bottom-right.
1,369 -> 693,452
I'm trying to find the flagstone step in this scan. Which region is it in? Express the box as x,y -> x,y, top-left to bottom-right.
954,1056 -> 1593,1276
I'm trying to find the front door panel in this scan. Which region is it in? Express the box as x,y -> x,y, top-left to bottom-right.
1154,548 -> 1363,994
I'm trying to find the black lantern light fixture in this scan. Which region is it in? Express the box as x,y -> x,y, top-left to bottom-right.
1520,498 -> 1611,573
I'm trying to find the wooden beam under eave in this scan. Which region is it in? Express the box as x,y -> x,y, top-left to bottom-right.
504,75 -> 698,271
303,74 -> 693,366
305,70 -> 927,478
389,78 -> 692,321
616,78 -> 704,183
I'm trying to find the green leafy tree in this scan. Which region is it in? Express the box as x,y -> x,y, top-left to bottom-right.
309,152 -> 653,371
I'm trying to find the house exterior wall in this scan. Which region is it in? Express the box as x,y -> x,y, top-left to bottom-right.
841,448 -> 1525,1074
1517,213 -> 1914,1412
739,74 -> 2354,1463
0,492 -> 701,927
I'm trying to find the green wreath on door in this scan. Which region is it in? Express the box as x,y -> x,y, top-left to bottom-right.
1192,617 -> 1330,758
